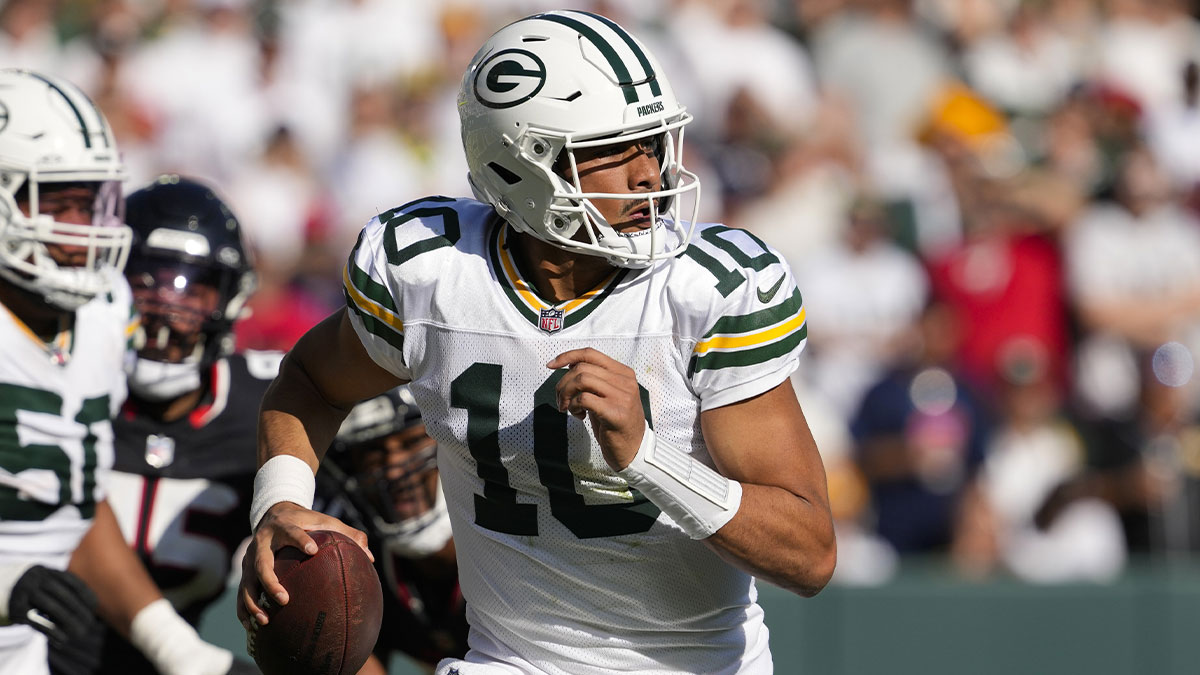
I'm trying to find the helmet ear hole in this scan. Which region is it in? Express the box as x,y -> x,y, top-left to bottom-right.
487,162 -> 522,186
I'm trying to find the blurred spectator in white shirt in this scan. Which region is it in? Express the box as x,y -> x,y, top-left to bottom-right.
1144,60 -> 1200,194
1065,145 -> 1200,419
795,195 -> 930,424
668,0 -> 819,140
1092,0 -> 1200,118
813,0 -> 951,155
0,0 -> 62,73
118,0 -> 269,181
954,339 -> 1127,583
226,125 -> 327,280
961,1 -> 1082,117
325,80 -> 427,254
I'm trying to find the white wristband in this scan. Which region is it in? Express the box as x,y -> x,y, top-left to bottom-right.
250,454 -> 316,531
616,423 -> 743,539
130,598 -> 233,675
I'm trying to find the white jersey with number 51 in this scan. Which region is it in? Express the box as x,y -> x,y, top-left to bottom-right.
345,197 -> 807,675
0,273 -> 134,649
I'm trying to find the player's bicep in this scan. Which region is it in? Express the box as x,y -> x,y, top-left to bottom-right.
286,308 -> 407,409
700,381 -> 829,506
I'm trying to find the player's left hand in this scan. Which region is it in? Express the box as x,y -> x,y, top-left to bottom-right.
6,564 -> 101,646
548,347 -> 647,471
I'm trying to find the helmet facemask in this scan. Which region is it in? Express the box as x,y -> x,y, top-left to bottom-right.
528,120 -> 701,269
126,258 -> 220,399
126,255 -> 253,401
345,435 -> 440,532
330,426 -> 452,561
0,173 -> 130,310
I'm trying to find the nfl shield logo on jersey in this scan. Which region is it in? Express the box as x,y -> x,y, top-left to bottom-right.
145,434 -> 176,469
539,308 -> 564,334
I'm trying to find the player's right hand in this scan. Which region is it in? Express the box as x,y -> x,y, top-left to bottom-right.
236,502 -> 371,628
6,564 -> 101,646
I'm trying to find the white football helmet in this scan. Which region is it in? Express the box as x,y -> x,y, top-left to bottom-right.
0,69 -> 130,310
458,10 -> 701,269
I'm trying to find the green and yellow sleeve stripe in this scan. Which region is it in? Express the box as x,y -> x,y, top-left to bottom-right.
690,288 -> 808,374
343,257 -> 405,352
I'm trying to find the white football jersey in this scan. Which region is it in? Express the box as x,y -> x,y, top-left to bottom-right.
0,272 -> 134,570
344,197 -> 808,674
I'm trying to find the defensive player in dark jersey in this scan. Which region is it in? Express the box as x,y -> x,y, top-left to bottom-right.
315,387 -> 468,674
84,175 -> 271,674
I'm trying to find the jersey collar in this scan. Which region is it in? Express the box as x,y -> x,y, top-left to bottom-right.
488,222 -> 629,332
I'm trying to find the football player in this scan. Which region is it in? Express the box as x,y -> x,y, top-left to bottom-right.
78,175 -> 270,674
240,10 -> 835,675
0,70 -> 227,675
315,387 -> 467,674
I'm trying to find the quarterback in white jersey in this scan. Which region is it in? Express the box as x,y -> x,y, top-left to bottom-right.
240,10 -> 835,675
344,197 -> 807,673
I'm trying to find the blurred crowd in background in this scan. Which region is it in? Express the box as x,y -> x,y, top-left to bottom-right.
9,0 -> 1200,587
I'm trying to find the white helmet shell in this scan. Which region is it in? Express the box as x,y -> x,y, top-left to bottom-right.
458,10 -> 701,269
0,69 -> 130,310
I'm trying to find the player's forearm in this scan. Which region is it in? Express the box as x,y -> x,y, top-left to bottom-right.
691,383 -> 837,596
258,352 -> 354,469
67,500 -> 162,636
259,310 -> 406,468
704,484 -> 836,597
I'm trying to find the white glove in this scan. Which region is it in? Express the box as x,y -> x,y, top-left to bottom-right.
130,598 -> 234,675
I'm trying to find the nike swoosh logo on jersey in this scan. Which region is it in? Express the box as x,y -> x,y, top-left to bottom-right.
757,275 -> 785,303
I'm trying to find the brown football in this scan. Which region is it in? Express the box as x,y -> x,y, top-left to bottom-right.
250,530 -> 383,675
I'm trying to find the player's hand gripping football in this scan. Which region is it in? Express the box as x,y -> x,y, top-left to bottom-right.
548,347 -> 648,471
236,501 -> 372,629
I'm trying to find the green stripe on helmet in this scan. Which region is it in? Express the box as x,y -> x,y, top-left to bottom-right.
26,71 -> 93,149
532,12 -> 641,104
579,11 -> 661,97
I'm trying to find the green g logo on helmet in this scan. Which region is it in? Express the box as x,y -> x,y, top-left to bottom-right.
474,49 -> 546,109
